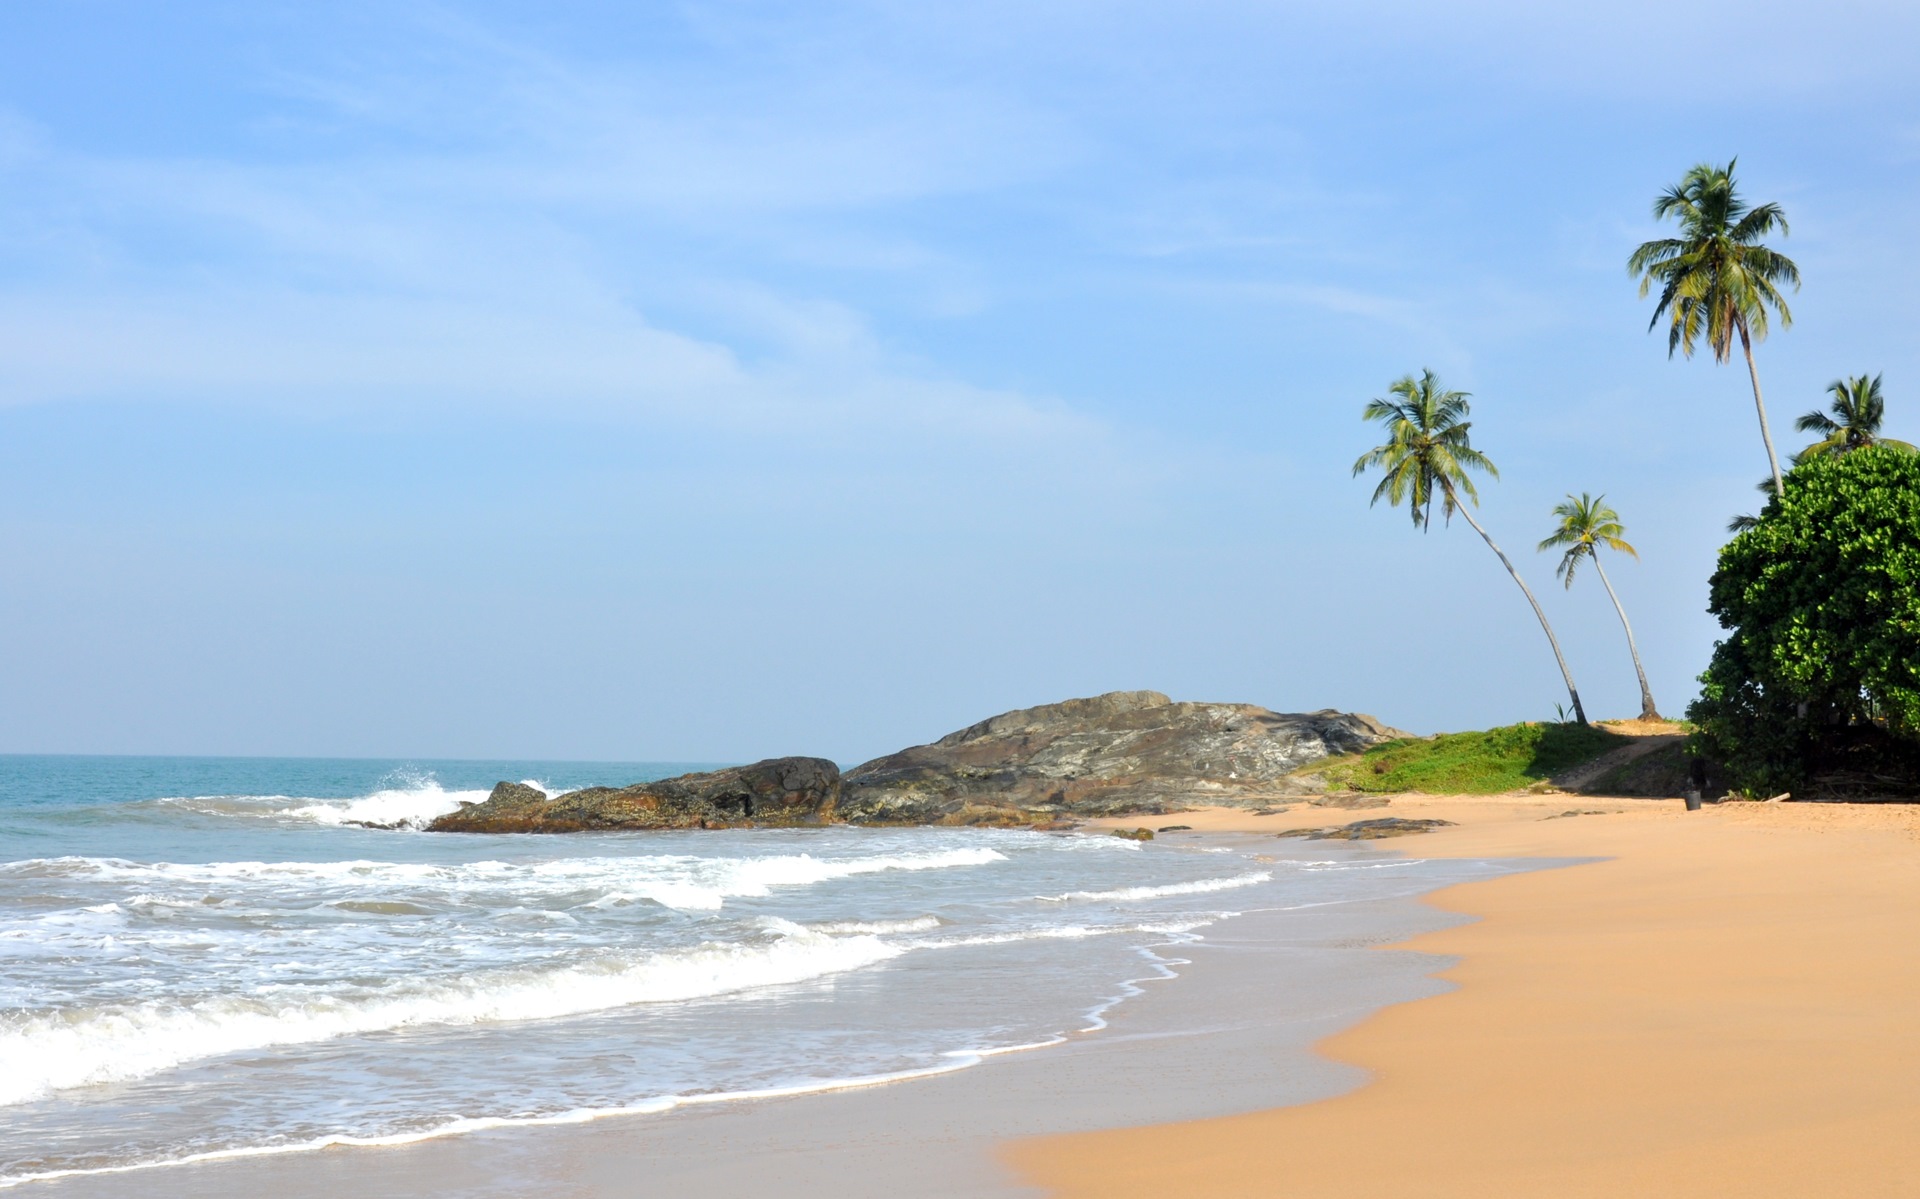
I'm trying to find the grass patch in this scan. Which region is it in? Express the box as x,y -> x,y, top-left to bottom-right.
1306,722 -> 1632,795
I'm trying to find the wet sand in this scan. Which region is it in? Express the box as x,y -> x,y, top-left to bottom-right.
1012,795 -> 1920,1197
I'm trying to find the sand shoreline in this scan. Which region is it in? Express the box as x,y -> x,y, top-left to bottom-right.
1013,794 -> 1920,1197
24,832 -> 1522,1198
36,793 -> 1918,1197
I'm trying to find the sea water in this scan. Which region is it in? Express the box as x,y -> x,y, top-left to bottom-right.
0,755 -> 1498,1189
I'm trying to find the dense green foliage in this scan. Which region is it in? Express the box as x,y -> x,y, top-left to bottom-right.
1311,722 -> 1628,795
1689,447 -> 1920,794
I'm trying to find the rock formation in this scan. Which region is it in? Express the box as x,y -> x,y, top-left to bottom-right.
1276,817 -> 1455,840
427,691 -> 1407,833
837,691 -> 1406,824
427,757 -> 841,833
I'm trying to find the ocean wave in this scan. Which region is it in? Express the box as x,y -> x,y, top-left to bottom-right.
586,847 -> 1007,911
0,921 -> 901,1108
152,775 -> 553,830
0,846 -> 1006,911
803,916 -> 942,935
1037,870 -> 1272,903
908,915 -> 1217,950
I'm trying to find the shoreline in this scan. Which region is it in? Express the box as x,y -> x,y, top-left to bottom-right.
1012,794 -> 1920,1197
22,832 -> 1523,1198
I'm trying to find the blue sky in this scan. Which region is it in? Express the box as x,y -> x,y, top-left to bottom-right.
4,1 -> 1918,761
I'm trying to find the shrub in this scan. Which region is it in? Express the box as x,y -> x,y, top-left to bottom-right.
1314,721 -> 1627,795
1688,447 -> 1920,794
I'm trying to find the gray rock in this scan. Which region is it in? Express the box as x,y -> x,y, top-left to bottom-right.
1308,793 -> 1392,810
428,758 -> 841,833
1276,817 -> 1456,841
839,691 -> 1406,824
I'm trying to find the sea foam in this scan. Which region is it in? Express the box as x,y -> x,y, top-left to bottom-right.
0,922 -> 900,1107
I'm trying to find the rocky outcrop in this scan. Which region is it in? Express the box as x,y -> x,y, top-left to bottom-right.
1276,817 -> 1455,840
425,692 -> 1407,833
837,691 -> 1407,824
427,757 -> 841,833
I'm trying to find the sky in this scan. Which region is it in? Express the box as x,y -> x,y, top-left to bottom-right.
4,0 -> 1919,763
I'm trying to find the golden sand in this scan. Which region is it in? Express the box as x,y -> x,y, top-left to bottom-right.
1009,794 -> 1920,1198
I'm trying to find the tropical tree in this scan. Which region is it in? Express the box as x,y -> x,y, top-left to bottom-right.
1795,374 -> 1917,459
1353,370 -> 1588,724
1628,159 -> 1800,499
1692,447 -> 1920,794
1538,494 -> 1660,720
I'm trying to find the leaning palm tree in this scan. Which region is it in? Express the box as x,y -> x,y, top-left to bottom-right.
1539,494 -> 1659,720
1628,159 -> 1800,499
1795,374 -> 1917,459
1353,370 -> 1587,724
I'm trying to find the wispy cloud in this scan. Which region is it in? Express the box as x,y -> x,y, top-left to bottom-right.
0,4 -> 1097,451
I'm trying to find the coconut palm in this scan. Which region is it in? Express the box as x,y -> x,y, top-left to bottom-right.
1628,159 -> 1800,499
1539,494 -> 1659,720
1795,374 -> 1917,459
1353,370 -> 1588,724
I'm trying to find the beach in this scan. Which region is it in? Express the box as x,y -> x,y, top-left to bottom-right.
1015,795 -> 1920,1197
15,781 -> 1920,1196
13,828 -> 1518,1197
0,754 -> 1522,1196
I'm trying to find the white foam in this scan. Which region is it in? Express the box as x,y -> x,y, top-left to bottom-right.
911,916 -> 1217,950
1039,870 -> 1272,903
0,923 -> 901,1108
806,916 -> 942,935
284,780 -> 530,830
2,846 -> 1006,914
153,776 -> 556,831
595,847 -> 1007,911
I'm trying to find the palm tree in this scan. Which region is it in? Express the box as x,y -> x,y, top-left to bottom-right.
1795,374 -> 1917,459
1539,494 -> 1660,720
1353,370 -> 1588,724
1628,159 -> 1800,499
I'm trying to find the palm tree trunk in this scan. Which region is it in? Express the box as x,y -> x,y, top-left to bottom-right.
1591,555 -> 1660,721
1739,323 -> 1786,500
1439,480 -> 1587,725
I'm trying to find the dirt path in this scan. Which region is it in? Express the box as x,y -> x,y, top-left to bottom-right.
1551,732 -> 1683,792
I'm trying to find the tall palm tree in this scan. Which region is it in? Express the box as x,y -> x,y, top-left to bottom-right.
1353,370 -> 1588,725
1795,374 -> 1917,458
1628,159 -> 1800,499
1538,494 -> 1660,720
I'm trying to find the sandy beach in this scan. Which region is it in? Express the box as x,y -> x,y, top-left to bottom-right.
1013,794 -> 1920,1197
20,832 -> 1517,1198
23,790 -> 1920,1198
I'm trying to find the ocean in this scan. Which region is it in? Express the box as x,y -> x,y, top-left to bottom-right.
0,755 -> 1498,1190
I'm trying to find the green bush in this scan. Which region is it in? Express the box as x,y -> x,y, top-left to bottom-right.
1689,447 -> 1920,794
1314,721 -> 1628,794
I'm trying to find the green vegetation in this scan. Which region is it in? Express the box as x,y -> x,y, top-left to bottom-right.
1539,493 -> 1660,721
1690,447 -> 1920,795
1330,159 -> 1919,803
1308,722 -> 1630,796
1352,370 -> 1588,725
1629,159 -> 1800,497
